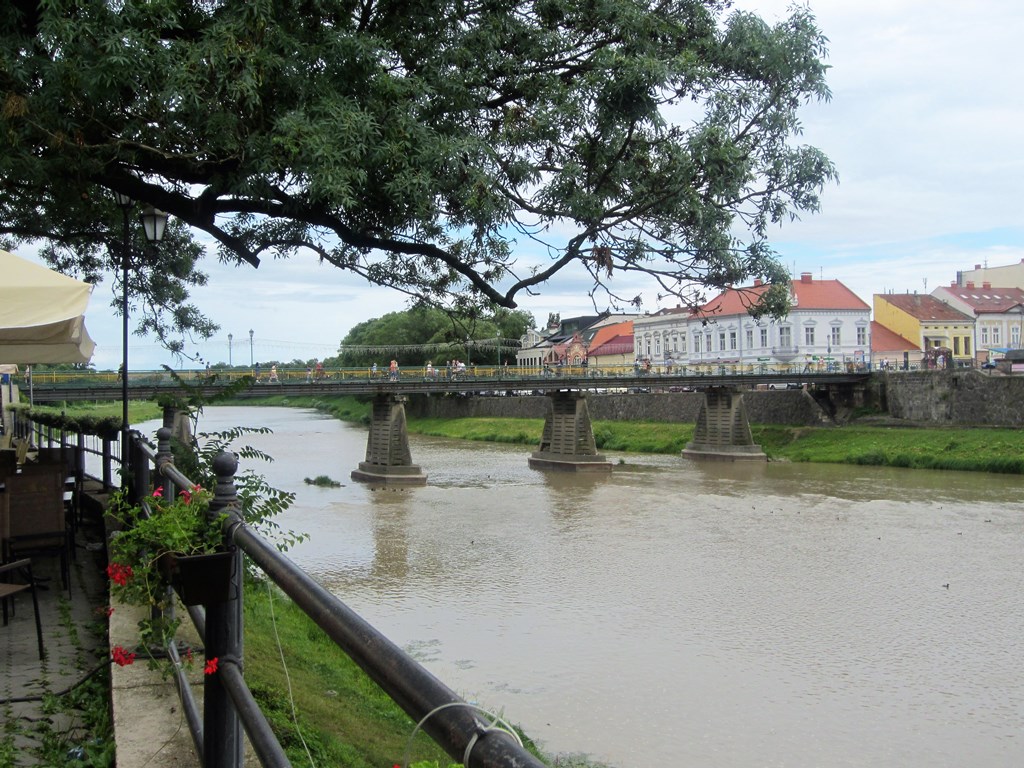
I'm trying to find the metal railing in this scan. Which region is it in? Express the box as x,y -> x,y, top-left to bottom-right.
108,419 -> 547,768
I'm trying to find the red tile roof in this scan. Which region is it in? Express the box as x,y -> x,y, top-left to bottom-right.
700,276 -> 869,317
870,321 -> 920,352
588,334 -> 635,357
875,293 -> 973,322
587,320 -> 633,351
934,285 -> 1024,314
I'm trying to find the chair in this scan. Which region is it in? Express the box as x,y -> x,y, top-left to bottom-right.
33,446 -> 79,534
2,469 -> 71,596
0,558 -> 45,659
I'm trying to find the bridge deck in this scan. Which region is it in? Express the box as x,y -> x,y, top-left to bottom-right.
29,372 -> 870,403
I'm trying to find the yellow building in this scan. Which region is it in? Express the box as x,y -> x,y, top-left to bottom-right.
873,293 -> 974,364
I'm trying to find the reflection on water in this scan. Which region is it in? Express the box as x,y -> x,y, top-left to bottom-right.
145,407 -> 1024,768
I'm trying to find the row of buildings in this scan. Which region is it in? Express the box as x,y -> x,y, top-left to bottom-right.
516,260 -> 1024,373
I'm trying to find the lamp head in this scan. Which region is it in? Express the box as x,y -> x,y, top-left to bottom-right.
140,206 -> 168,242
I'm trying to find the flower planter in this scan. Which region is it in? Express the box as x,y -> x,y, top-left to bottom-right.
159,549 -> 236,606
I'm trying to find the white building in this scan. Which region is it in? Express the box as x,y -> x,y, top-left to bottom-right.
932,282 -> 1024,362
632,273 -> 871,371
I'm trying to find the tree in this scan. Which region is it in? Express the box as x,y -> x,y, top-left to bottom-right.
1,0 -> 834,332
331,306 -> 534,367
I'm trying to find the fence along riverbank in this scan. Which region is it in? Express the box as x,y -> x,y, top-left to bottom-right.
14,406 -> 548,768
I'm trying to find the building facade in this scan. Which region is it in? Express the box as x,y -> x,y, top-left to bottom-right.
932,283 -> 1024,363
873,292 -> 974,366
632,273 -> 871,371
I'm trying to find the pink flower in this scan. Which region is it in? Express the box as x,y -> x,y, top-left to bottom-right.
111,646 -> 136,667
152,486 -> 164,498
179,488 -> 192,503
204,657 -> 219,675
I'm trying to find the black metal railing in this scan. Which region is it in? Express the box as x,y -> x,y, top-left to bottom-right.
103,418 -> 547,768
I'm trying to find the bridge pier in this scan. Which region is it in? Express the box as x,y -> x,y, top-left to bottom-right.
351,394 -> 427,486
682,387 -> 767,461
528,391 -> 611,472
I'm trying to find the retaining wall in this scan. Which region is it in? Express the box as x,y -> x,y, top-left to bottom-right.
882,370 -> 1024,426
407,389 -> 827,426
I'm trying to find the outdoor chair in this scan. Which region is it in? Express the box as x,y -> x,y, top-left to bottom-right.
2,469 -> 71,596
32,446 -> 80,535
0,558 -> 45,660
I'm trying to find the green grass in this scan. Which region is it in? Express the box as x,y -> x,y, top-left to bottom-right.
243,581 -> 550,767
31,400 -> 162,424
408,417 -> 1024,475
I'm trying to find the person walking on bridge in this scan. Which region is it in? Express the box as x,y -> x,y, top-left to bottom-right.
389,359 -> 399,381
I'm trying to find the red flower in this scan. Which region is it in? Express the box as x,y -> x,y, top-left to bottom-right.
95,605 -> 114,617
184,647 -> 194,665
152,486 -> 164,498
106,563 -> 133,586
111,646 -> 136,667
204,657 -> 219,675
179,488 -> 192,503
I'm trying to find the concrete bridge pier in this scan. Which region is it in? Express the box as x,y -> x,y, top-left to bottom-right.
351,394 -> 428,485
682,386 -> 767,461
529,391 -> 611,472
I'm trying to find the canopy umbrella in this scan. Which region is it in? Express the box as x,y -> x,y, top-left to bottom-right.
0,249 -> 96,365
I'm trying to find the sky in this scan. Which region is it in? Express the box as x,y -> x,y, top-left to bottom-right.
16,0 -> 1024,371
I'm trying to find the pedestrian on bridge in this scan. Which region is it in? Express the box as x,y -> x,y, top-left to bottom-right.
389,359 -> 399,381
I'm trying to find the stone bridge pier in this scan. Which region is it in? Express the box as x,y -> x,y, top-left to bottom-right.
351,394 -> 427,485
529,390 -> 611,471
682,386 -> 766,461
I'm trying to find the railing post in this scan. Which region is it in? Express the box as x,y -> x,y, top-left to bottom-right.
155,427 -> 177,499
204,451 -> 244,768
130,431 -> 150,504
102,436 -> 113,490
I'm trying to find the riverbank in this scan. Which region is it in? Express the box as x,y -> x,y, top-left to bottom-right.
228,394 -> 1024,475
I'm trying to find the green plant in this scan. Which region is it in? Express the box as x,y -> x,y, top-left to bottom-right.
107,483 -> 225,651
304,475 -> 342,488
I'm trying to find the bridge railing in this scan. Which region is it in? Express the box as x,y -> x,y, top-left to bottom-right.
104,419 -> 545,768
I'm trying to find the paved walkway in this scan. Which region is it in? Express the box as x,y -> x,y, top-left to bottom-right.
1,484 -> 113,766
1,483 -> 203,767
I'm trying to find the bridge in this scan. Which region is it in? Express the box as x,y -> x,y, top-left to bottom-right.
28,368 -> 871,482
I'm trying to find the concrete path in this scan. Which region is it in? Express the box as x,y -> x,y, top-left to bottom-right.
0,481 -> 206,767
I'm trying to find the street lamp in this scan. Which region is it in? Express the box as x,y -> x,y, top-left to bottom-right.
466,336 -> 471,366
497,331 -> 502,369
249,329 -> 254,367
114,194 -> 167,453
228,333 -> 233,366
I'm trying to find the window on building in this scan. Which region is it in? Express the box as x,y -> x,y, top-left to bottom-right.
981,326 -> 989,345
1013,326 -> 1021,348
679,335 -> 687,354
746,329 -> 754,349
804,326 -> 815,345
694,334 -> 701,354
992,326 -> 1001,345
718,332 -> 726,351
857,326 -> 866,346
965,337 -> 971,355
706,334 -> 712,353
729,331 -> 737,350
760,328 -> 768,347
655,337 -> 661,356
954,337 -> 961,355
831,327 -> 841,347
779,327 -> 792,348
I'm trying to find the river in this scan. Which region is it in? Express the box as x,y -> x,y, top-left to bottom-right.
143,406 -> 1024,768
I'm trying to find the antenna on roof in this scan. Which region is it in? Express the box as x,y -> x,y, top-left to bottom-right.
923,277 -> 928,292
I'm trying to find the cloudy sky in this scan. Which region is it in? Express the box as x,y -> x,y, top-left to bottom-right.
20,0 -> 1024,370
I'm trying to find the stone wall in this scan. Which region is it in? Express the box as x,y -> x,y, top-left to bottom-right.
405,371 -> 1021,427
882,370 -> 1024,426
407,389 -> 828,426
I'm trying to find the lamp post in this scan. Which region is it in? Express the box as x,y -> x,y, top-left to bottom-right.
466,336 -> 471,366
249,329 -> 254,367
497,331 -> 502,369
113,194 -> 167,453
228,333 -> 233,366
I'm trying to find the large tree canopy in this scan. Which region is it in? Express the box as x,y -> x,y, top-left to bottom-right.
1,0 -> 834,334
